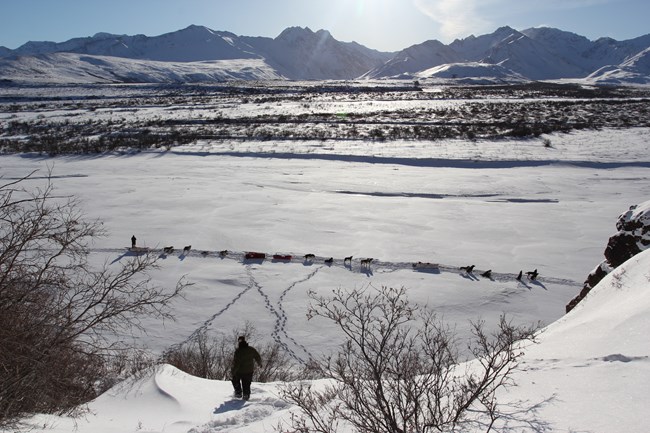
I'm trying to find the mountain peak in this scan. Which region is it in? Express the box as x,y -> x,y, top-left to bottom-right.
183,24 -> 208,31
92,32 -> 119,40
315,29 -> 332,39
276,26 -> 316,41
177,24 -> 216,36
523,26 -> 590,43
493,26 -> 518,36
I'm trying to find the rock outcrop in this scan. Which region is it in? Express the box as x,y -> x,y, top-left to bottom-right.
566,201 -> 650,313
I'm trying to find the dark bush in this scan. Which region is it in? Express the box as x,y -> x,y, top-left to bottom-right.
0,172 -> 186,428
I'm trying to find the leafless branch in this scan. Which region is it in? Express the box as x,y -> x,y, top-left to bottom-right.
280,285 -> 540,433
0,171 -> 187,428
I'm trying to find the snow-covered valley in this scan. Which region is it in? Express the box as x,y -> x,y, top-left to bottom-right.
1,83 -> 649,432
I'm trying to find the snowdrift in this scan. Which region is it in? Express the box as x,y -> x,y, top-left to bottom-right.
539,248 -> 650,356
24,364 -> 291,433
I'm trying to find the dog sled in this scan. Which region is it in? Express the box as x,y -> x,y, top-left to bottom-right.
272,254 -> 292,261
412,261 -> 440,272
128,246 -> 150,253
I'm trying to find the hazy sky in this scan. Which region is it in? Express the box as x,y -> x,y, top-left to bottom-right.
1,0 -> 649,51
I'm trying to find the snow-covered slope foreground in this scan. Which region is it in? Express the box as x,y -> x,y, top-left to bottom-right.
23,364 -> 291,433
495,248 -> 650,432
1,25 -> 649,84
17,245 -> 650,433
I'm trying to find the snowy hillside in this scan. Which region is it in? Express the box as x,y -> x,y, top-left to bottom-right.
496,248 -> 650,432
244,27 -> 391,80
2,25 -> 650,83
480,30 -> 586,80
362,39 -> 460,79
415,62 -> 527,84
10,25 -> 261,62
367,26 -> 650,83
1,25 -> 389,82
0,52 -> 284,84
522,27 -> 602,72
586,47 -> 650,85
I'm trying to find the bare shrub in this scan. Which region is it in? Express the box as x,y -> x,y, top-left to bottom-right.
162,322 -> 302,382
97,347 -> 158,392
0,171 -> 187,428
162,329 -> 233,380
280,286 -> 540,433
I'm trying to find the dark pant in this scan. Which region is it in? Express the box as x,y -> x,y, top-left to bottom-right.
231,372 -> 253,397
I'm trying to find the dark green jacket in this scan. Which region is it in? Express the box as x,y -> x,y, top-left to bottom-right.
231,342 -> 262,375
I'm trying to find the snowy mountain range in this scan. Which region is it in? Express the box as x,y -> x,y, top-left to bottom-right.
1,25 -> 649,84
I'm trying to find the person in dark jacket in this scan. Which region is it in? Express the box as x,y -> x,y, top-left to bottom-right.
231,336 -> 262,400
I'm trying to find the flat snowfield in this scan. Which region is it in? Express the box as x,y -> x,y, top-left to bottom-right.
2,125 -> 649,357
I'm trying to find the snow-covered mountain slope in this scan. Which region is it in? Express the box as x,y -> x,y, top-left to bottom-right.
522,27 -> 601,73
2,25 -> 390,82
481,30 -> 587,80
244,27 -> 391,80
370,26 -> 650,82
2,25 -> 650,84
0,52 -> 284,84
415,62 -> 528,84
586,47 -> 650,85
449,26 -> 523,61
567,199 -> 650,313
582,34 -> 650,71
362,39 -> 460,79
10,25 -> 262,62
524,27 -> 650,79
